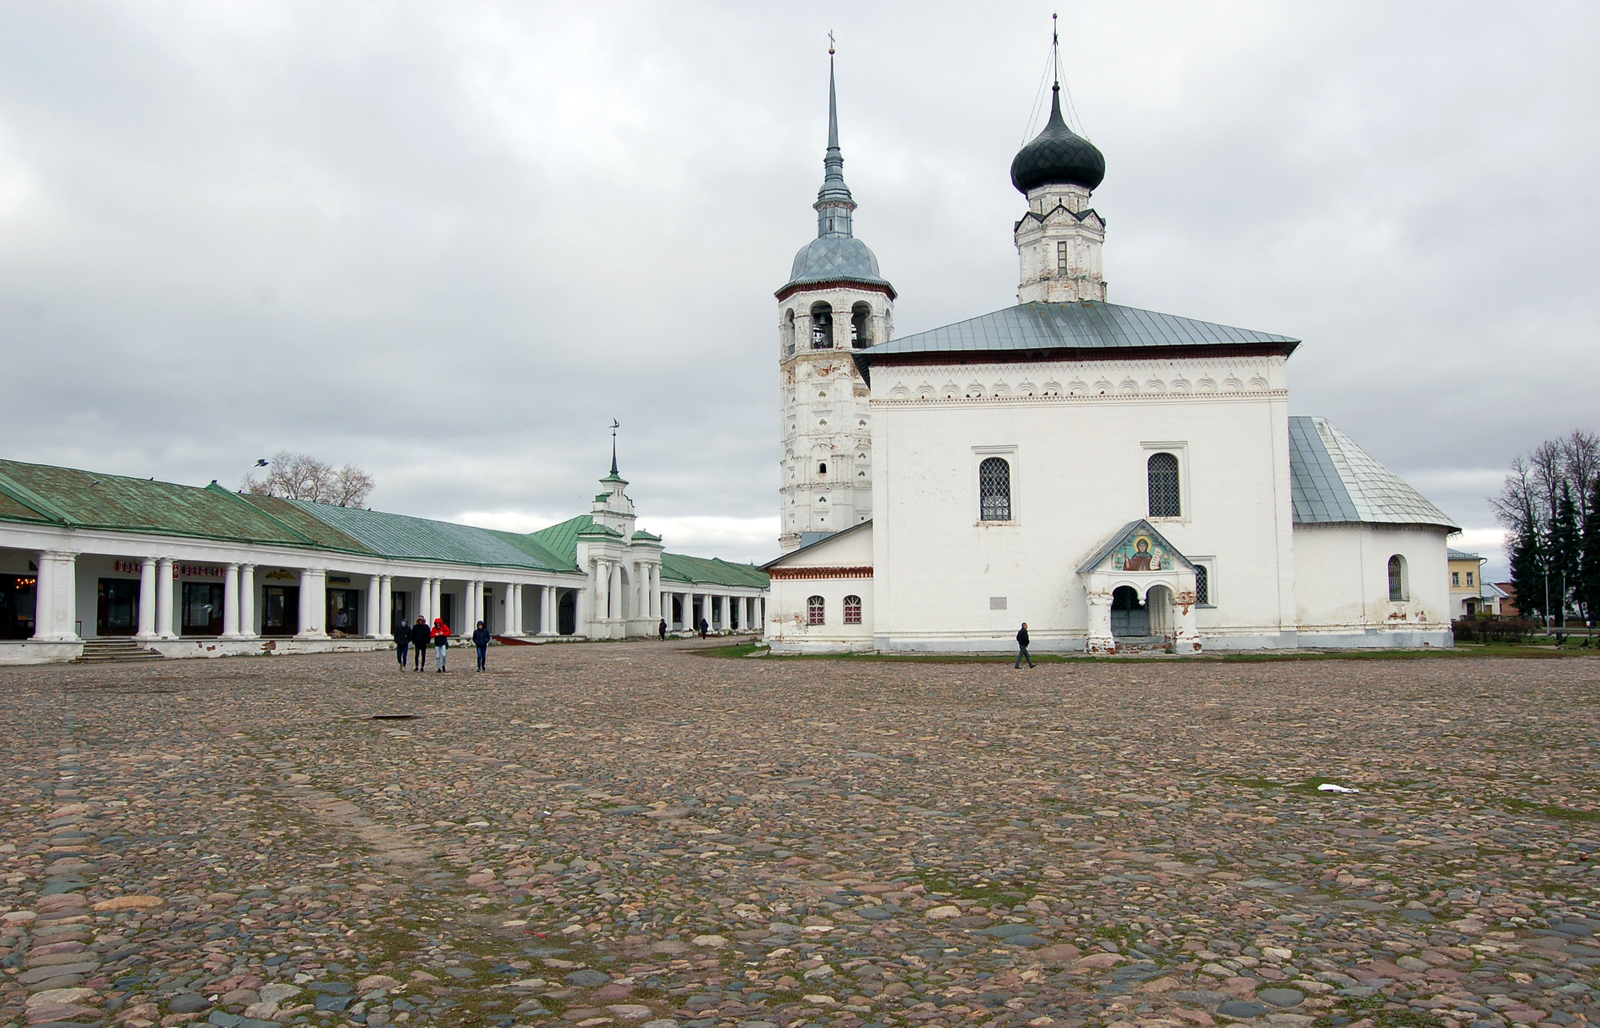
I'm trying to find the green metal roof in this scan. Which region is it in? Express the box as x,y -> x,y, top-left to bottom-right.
289,500 -> 575,571
661,552 -> 769,589
0,459 -> 319,548
0,457 -> 770,587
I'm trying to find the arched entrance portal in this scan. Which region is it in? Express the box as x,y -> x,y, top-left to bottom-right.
1146,584 -> 1174,641
557,590 -> 577,636
1110,586 -> 1147,638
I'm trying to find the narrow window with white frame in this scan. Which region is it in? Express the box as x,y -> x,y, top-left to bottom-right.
979,457 -> 1012,521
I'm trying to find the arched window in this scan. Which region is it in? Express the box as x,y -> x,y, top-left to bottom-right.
979,457 -> 1011,521
1387,554 -> 1407,601
818,462 -> 827,475
843,595 -> 862,624
1147,452 -> 1181,518
807,595 -> 825,625
784,309 -> 796,355
851,302 -> 872,349
810,303 -> 833,349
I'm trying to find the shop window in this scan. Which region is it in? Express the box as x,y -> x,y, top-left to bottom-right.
844,595 -> 862,624
979,457 -> 1012,521
182,582 -> 224,636
1388,555 -> 1408,602
807,595 -> 825,626
97,578 -> 139,636
1148,452 -> 1181,517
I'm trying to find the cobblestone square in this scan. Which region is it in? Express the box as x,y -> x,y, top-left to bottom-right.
4,646 -> 1599,1028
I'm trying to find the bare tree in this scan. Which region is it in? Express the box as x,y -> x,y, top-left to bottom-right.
1561,429 -> 1600,528
329,464 -> 375,508
1491,454 -> 1542,537
243,451 -> 373,507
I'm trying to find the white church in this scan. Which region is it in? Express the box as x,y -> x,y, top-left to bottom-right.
763,54 -> 1459,654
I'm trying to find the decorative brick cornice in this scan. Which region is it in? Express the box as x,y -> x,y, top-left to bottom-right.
768,566 -> 874,580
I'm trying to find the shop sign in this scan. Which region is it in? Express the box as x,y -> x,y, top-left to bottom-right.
176,564 -> 224,578
113,561 -> 143,574
328,575 -> 352,585
263,569 -> 297,581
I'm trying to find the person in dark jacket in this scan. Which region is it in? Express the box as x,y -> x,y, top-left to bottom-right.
698,616 -> 709,639
472,620 -> 490,671
431,617 -> 451,672
1015,622 -> 1035,669
409,616 -> 431,671
392,618 -> 410,669
658,618 -> 667,640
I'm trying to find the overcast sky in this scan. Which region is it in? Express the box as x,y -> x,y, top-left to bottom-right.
3,2 -> 1596,574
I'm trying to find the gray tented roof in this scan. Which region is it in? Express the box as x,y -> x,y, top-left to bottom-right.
857,301 -> 1299,362
1288,416 -> 1458,532
783,235 -> 892,293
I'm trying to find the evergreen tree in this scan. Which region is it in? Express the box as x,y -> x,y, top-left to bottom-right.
1509,522 -> 1546,624
1552,482 -> 1581,627
1582,477 -> 1600,624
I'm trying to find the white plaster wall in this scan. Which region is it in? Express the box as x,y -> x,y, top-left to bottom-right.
764,524 -> 873,651
1294,524 -> 1452,646
871,356 -> 1295,651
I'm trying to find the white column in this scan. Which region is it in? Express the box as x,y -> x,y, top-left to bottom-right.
688,591 -> 698,631
297,569 -> 327,640
155,557 -> 175,639
379,575 -> 392,636
365,574 -> 381,637
32,551 -> 78,641
476,580 -> 486,627
297,569 -> 313,639
135,557 -> 157,640
511,583 -> 524,635
417,578 -> 430,623
429,578 -> 441,623
609,562 -> 622,621
222,564 -> 241,638
544,585 -> 556,635
239,564 -> 257,638
650,565 -> 661,617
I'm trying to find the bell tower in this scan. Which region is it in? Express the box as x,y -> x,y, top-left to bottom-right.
775,42 -> 895,553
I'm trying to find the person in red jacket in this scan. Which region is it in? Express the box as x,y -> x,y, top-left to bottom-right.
431,617 -> 451,673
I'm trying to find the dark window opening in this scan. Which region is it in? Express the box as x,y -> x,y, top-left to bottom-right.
1148,452 -> 1181,518
818,462 -> 827,475
97,578 -> 139,636
851,302 -> 872,349
1388,555 -> 1407,602
1194,565 -> 1209,606
811,303 -> 833,349
979,457 -> 1012,521
182,582 -> 224,636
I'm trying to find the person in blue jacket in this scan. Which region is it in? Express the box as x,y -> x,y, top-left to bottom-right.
472,620 -> 491,671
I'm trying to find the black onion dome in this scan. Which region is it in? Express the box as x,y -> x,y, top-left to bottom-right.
1010,85 -> 1104,194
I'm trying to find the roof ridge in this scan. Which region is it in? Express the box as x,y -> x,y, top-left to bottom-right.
0,467 -> 73,525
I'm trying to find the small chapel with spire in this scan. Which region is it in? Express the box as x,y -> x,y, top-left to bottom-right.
774,40 -> 894,553
763,27 -> 1461,654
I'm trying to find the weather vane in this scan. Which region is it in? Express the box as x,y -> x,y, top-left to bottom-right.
828,30 -> 835,55
610,419 -> 620,475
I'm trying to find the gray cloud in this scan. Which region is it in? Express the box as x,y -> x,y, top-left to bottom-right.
2,1 -> 1595,574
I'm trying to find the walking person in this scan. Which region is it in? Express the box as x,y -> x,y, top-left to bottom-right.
472,620 -> 490,671
698,615 -> 709,639
410,616 -> 431,671
1014,622 -> 1035,669
392,616 -> 410,670
658,617 -> 667,640
431,617 -> 451,672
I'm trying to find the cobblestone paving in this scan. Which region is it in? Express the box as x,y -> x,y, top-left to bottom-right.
5,645 -> 1600,1028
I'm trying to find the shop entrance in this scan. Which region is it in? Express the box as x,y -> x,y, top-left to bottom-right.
439,593 -> 454,629
98,579 -> 139,636
558,590 -> 576,635
1,573 -> 37,639
182,583 -> 224,635
327,589 -> 361,635
390,591 -> 409,634
262,586 -> 299,636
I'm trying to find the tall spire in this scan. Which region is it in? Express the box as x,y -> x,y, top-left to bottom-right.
814,32 -> 856,238
609,419 -> 619,476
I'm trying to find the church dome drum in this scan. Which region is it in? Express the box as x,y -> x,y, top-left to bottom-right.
1010,85 -> 1105,194
788,235 -> 888,290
